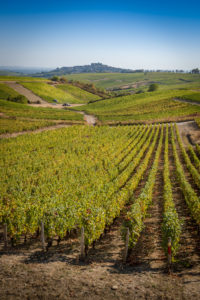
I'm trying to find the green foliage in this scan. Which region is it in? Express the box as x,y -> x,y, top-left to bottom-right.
7,94 -> 28,104
51,76 -> 59,82
0,126 -> 142,241
188,145 -> 200,172
175,125 -> 200,189
161,125 -> 181,259
148,83 -> 159,92
0,83 -> 23,99
171,125 -> 200,225
177,91 -> 200,103
122,126 -> 163,248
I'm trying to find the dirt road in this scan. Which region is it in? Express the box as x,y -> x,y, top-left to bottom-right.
176,120 -> 200,146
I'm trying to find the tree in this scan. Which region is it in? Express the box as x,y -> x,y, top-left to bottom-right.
148,83 -> 159,92
191,68 -> 200,74
51,76 -> 59,82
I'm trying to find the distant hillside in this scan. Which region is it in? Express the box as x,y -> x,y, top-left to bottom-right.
33,63 -> 135,77
0,70 -> 23,76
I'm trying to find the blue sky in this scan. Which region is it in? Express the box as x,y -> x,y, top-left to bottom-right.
0,0 -> 200,70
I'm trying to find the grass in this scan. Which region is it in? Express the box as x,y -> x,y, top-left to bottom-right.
0,99 -> 84,122
177,91 -> 200,103
0,118 -> 55,134
72,89 -> 200,124
57,84 -> 100,102
0,83 -> 21,99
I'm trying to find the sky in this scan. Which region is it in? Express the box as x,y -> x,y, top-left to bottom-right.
0,0 -> 200,70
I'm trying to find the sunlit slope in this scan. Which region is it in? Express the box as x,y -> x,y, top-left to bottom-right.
74,90 -> 200,123
57,84 -> 100,102
20,82 -> 99,104
0,83 -> 22,99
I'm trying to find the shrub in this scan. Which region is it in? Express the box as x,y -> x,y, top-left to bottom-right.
148,83 -> 159,92
7,95 -> 28,104
51,76 -> 59,82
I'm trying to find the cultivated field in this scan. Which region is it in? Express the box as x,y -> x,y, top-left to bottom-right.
0,73 -> 200,299
73,89 -> 200,124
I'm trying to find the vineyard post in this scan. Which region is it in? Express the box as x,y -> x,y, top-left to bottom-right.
3,223 -> 8,248
41,221 -> 45,251
80,227 -> 85,261
123,227 -> 130,263
168,237 -> 172,271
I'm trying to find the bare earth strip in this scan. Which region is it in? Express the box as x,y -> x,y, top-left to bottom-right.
177,121 -> 200,146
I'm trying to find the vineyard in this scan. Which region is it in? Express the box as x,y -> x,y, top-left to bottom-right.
72,89 -> 200,124
0,124 -> 199,268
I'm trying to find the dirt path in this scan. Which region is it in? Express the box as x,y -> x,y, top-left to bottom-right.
177,121 -> 200,146
0,124 -> 71,139
75,111 -> 97,126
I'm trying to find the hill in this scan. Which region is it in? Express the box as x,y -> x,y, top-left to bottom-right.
33,63 -> 135,77
72,89 -> 200,124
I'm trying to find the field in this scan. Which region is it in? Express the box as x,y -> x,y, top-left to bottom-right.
64,72 -> 200,91
0,100 -> 83,121
0,73 -> 200,299
0,118 -> 56,134
72,89 -> 200,124
0,99 -> 83,135
20,82 -> 80,104
57,83 -> 100,102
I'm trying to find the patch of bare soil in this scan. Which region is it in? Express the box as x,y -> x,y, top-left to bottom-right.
75,111 -> 97,126
84,114 -> 97,125
0,112 -> 10,118
0,124 -> 71,139
177,121 -> 200,146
